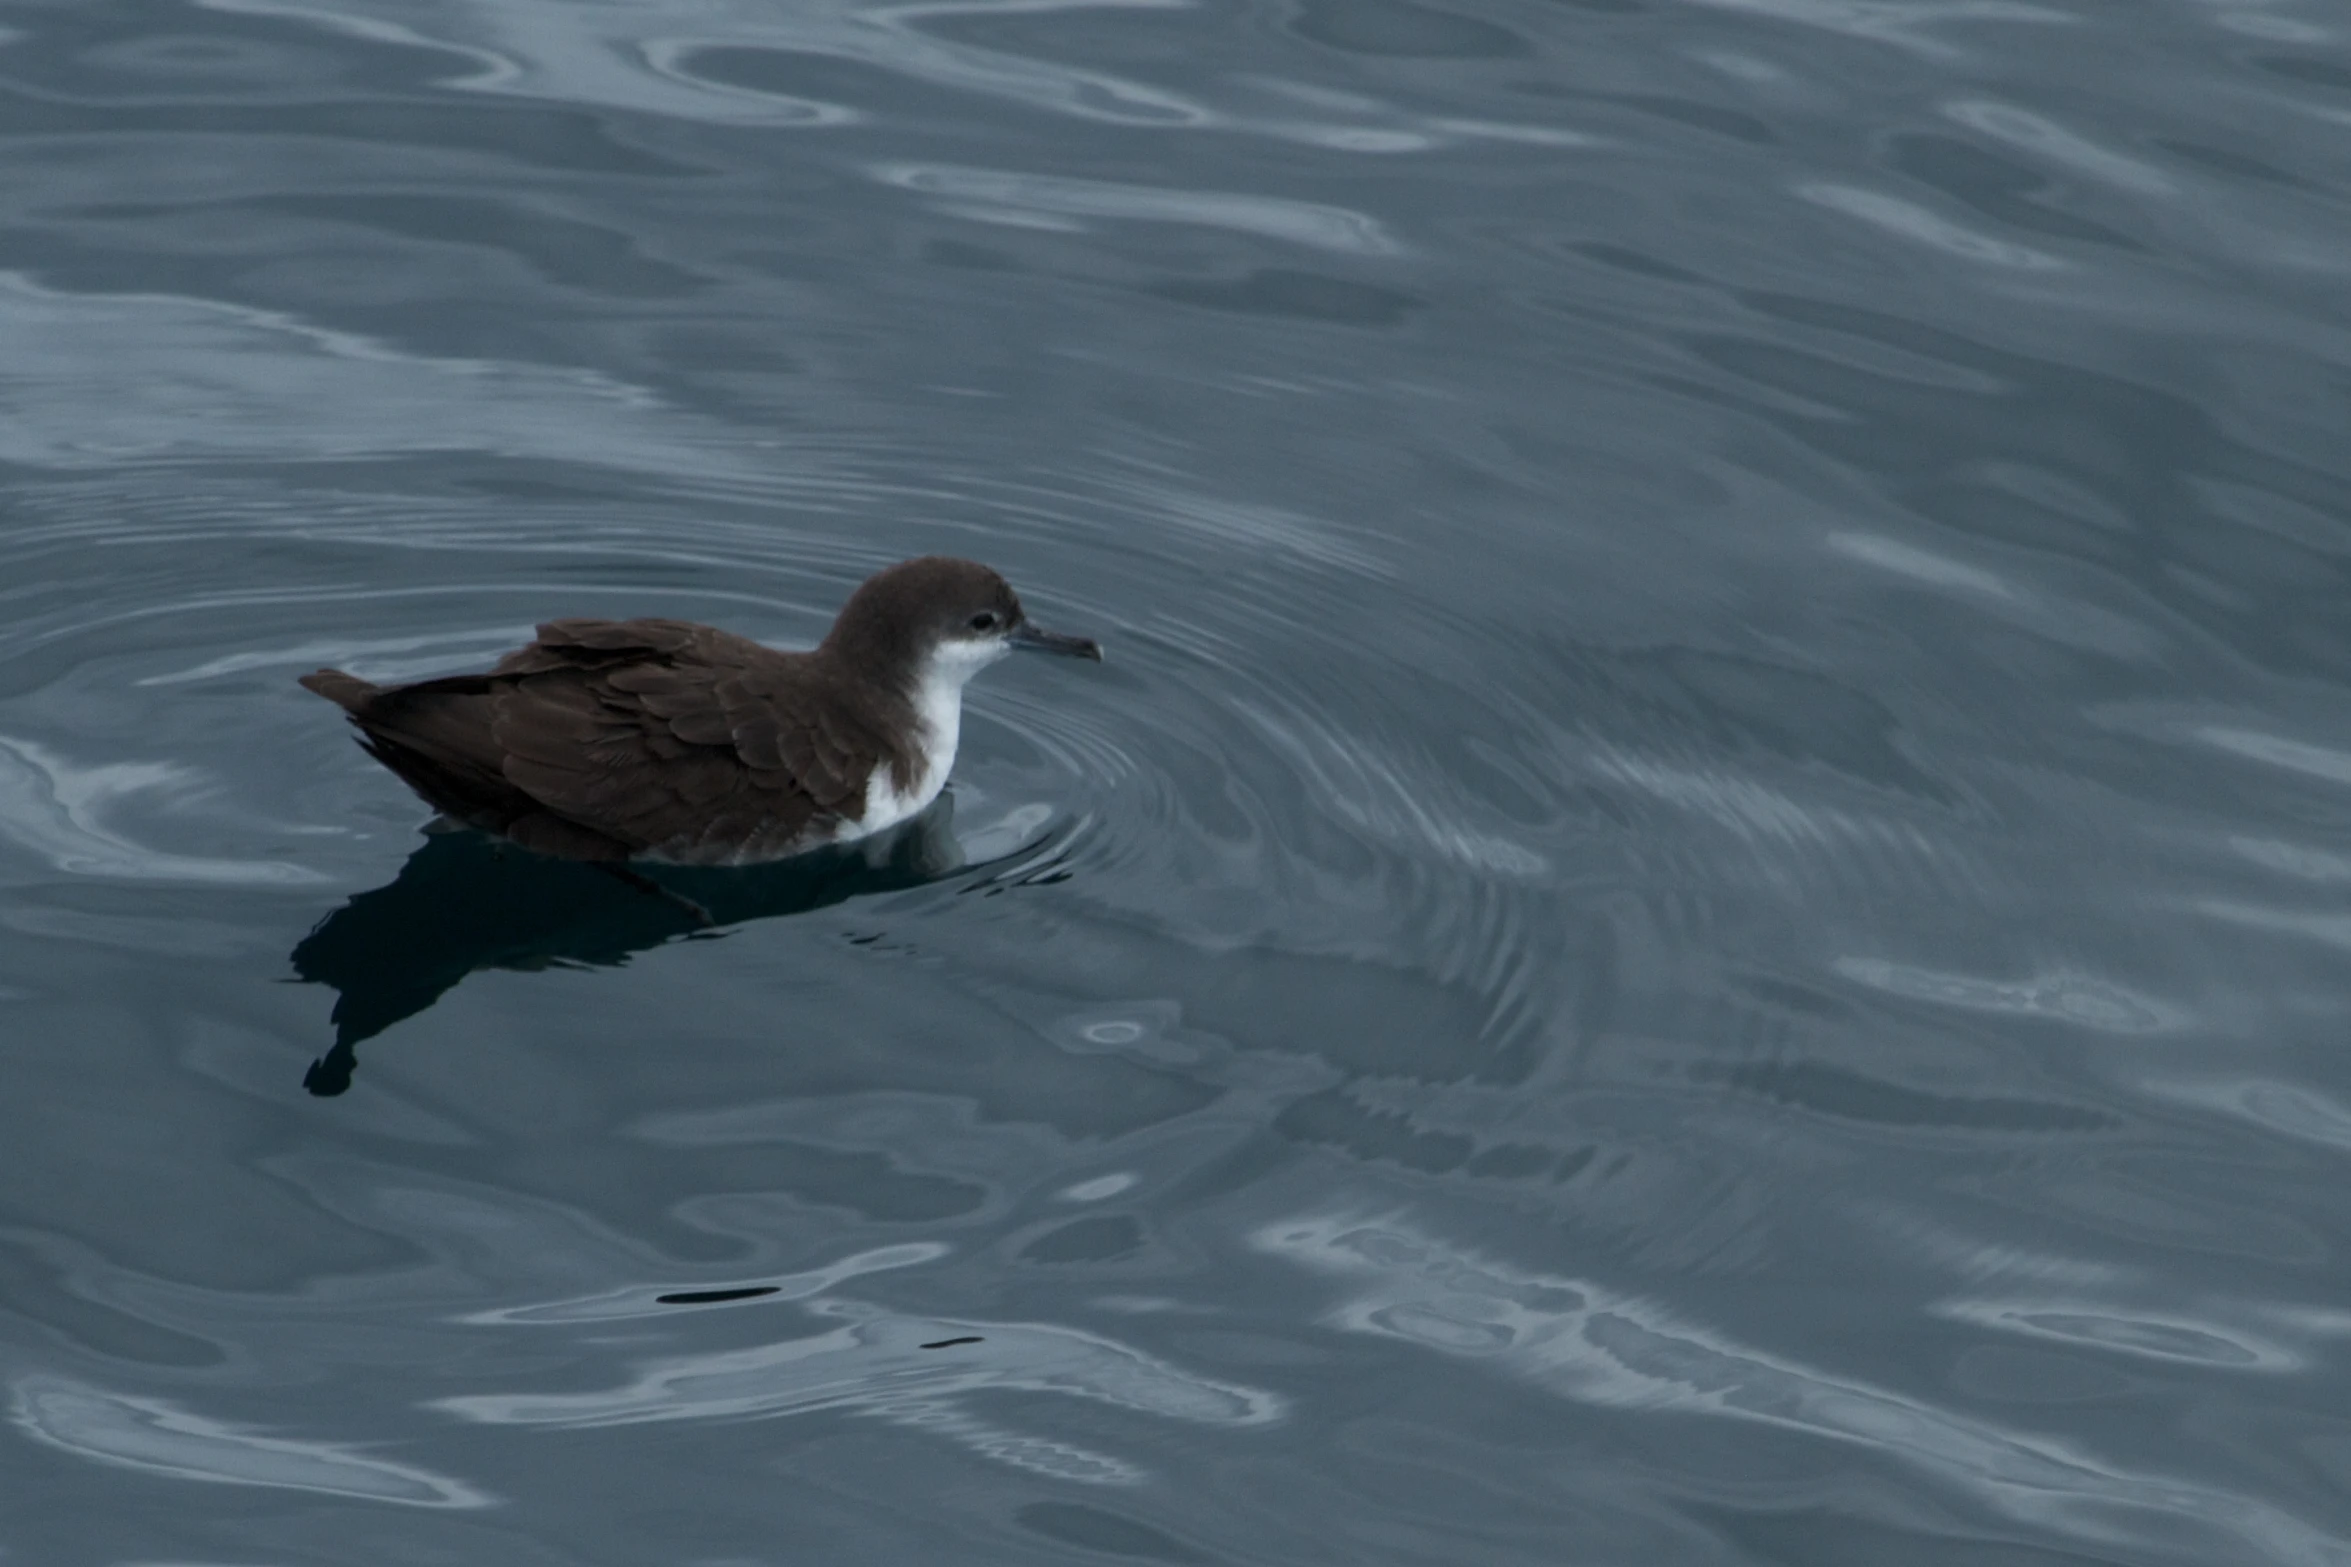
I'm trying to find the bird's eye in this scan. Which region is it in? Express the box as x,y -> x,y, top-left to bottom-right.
969,612 -> 999,632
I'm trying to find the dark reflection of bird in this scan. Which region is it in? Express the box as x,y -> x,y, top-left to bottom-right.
296,556 -> 1101,865
290,803 -> 968,1097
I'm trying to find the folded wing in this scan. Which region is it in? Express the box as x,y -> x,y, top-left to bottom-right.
301,618 -> 882,863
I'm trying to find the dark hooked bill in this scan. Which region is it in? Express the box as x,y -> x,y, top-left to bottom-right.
1009,623 -> 1103,661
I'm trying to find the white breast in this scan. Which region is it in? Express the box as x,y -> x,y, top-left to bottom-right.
840,636 -> 1006,842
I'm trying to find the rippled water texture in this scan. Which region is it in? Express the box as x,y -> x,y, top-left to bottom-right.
3,0 -> 2350,1561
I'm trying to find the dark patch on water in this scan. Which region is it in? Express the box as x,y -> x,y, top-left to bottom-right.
1571,242 -> 1710,284
1710,1507 -> 2125,1567
924,239 -> 1022,271
1145,269 -> 1427,326
1695,1060 -> 2119,1133
2252,54 -> 2351,92
255,193 -> 709,298
1288,0 -> 1532,57
1887,133 -> 2148,252
1608,93 -> 1777,144
1275,1088 -> 1590,1180
1015,1503 -> 1212,1563
1019,1214 -> 1145,1264
2153,137 -> 2314,190
656,1286 -> 782,1306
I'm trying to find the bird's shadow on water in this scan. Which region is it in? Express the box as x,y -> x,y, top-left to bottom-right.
289,802 -> 970,1097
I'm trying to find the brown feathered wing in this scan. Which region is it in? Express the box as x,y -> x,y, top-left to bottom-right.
300,618 -> 900,863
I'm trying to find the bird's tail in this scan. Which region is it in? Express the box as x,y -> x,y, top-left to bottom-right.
298,668 -> 381,713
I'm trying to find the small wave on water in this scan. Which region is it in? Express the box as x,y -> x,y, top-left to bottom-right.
435,1294 -> 1281,1486
1256,1213 -> 2351,1567
11,1376 -> 491,1508
196,0 -> 1592,150
0,270 -> 722,474
0,734 -> 324,886
460,1241 -> 947,1324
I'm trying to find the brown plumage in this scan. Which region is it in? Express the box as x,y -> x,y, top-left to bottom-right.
299,557 -> 1100,865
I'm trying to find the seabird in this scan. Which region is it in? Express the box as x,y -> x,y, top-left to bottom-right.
299,556 -> 1101,865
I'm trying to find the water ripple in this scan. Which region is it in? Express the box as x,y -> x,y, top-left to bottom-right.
1832,957 -> 2174,1032
1678,0 -> 2075,56
461,1243 -> 949,1326
1799,184 -> 2071,271
0,736 -> 324,885
1942,100 -> 2177,195
871,164 -> 1404,255
433,1298 -> 1280,1484
12,1376 -> 490,1508
1936,1298 -> 2296,1370
1257,1215 -> 2351,1567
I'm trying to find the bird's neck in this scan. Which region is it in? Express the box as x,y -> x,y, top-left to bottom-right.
902,641 -> 1010,768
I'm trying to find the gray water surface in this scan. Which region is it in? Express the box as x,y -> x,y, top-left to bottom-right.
3,0 -> 2351,1562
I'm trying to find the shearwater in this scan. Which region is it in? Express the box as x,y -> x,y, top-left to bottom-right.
299,556 -> 1101,865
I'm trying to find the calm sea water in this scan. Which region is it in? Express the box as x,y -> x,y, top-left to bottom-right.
3,0 -> 2350,1561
